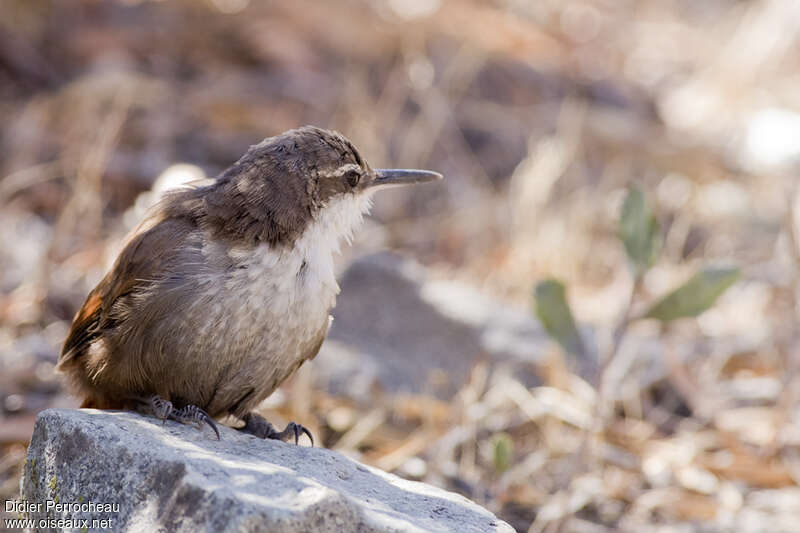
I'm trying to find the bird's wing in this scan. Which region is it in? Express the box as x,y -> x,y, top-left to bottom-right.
59,215 -> 198,367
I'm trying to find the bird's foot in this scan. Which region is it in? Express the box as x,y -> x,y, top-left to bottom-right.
134,395 -> 220,439
239,412 -> 313,446
170,404 -> 220,440
143,394 -> 174,421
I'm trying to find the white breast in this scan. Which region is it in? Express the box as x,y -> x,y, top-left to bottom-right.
229,191 -> 373,321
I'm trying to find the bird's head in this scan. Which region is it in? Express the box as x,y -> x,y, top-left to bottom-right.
205,126 -> 442,249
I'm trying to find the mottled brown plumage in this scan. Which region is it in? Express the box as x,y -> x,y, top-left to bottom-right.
58,126 -> 442,443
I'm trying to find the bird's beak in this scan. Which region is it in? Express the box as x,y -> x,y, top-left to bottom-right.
371,169 -> 443,189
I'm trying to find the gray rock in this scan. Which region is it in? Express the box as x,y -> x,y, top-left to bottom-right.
314,252 -> 594,400
20,409 -> 515,533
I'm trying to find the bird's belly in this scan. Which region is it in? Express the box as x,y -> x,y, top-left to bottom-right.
174,249 -> 338,415
219,297 -> 330,404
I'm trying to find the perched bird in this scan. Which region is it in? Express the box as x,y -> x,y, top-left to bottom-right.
58,126 -> 442,444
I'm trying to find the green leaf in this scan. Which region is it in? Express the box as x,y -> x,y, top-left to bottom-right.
534,280 -> 586,358
642,267 -> 740,322
618,186 -> 660,278
491,433 -> 513,474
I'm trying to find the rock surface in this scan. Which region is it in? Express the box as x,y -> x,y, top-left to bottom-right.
20,409 -> 515,533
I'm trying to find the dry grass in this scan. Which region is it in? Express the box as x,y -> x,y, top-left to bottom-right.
2,0 -> 800,531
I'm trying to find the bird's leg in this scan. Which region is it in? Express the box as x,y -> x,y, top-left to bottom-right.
133,394 -> 174,422
132,394 -> 220,439
238,412 -> 313,446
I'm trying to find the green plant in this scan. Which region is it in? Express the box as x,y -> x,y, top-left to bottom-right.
491,432 -> 514,475
534,185 -> 739,417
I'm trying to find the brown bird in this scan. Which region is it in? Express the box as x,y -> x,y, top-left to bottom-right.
58,126 -> 442,444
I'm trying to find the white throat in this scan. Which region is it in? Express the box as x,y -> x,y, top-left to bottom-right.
280,191 -> 375,299
301,191 -> 374,257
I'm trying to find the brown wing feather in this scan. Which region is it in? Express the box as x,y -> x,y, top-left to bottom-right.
59,285 -> 105,365
58,203 -> 198,372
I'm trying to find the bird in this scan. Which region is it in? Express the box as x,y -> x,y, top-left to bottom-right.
57,126 -> 442,445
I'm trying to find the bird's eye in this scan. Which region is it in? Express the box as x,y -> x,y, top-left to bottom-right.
345,170 -> 361,188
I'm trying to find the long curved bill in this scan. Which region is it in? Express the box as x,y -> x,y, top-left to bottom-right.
371,169 -> 443,189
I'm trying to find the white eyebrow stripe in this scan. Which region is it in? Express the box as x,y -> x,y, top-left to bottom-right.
320,163 -> 362,178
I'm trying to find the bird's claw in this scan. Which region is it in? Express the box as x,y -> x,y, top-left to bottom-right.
171,404 -> 221,440
239,413 -> 314,446
286,421 -> 314,446
134,395 -> 220,439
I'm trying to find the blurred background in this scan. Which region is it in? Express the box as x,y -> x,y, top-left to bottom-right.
3,0 -> 800,531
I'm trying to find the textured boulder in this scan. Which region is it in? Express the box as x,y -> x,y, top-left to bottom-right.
20,409 -> 514,533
